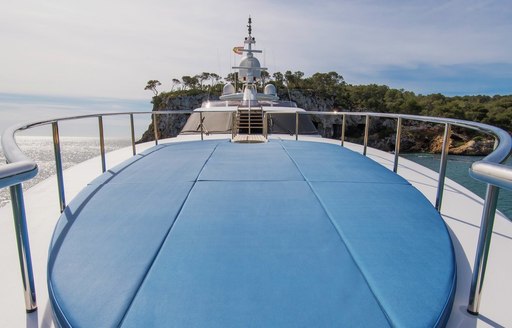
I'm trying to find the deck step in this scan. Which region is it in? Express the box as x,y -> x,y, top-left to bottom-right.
234,107 -> 265,137
231,134 -> 267,143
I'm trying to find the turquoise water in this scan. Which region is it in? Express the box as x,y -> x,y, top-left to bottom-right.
402,153 -> 512,219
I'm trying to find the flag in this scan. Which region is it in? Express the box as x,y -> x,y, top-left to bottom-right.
233,46 -> 244,55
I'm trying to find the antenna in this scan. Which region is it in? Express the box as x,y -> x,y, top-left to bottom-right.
263,48 -> 266,71
216,48 -> 222,85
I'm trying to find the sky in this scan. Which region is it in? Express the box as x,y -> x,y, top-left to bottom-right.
2,0 -> 511,98
1,0 -> 511,135
0,93 -> 151,137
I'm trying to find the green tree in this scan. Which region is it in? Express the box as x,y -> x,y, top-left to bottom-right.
209,73 -> 221,86
171,78 -> 181,91
197,72 -> 211,89
307,72 -> 344,95
260,70 -> 270,87
182,76 -> 199,90
225,73 -> 237,83
272,72 -> 284,88
284,70 -> 304,89
144,80 -> 161,96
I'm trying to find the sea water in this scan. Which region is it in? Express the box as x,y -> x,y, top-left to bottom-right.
402,153 -> 511,219
0,136 -> 131,208
1,137 -> 511,219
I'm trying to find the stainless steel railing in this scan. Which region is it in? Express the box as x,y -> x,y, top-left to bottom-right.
281,110 -> 512,212
0,109 -> 510,316
0,110 -> 191,312
268,110 -> 511,315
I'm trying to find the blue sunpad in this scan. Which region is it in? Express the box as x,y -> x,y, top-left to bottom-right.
48,139 -> 455,328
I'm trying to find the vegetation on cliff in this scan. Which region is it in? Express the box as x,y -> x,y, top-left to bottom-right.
149,71 -> 511,131
141,71 -> 511,154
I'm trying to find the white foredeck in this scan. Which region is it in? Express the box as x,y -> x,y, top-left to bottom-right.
0,134 -> 510,327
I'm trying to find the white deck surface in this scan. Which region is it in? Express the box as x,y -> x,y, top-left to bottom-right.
0,134 -> 510,327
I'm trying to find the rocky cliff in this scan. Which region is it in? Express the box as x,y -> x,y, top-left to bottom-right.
139,93 -> 210,143
139,91 -> 494,155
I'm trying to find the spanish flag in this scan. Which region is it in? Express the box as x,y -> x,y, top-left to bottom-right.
233,46 -> 244,55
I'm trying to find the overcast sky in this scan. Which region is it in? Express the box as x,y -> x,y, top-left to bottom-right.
1,0 -> 511,101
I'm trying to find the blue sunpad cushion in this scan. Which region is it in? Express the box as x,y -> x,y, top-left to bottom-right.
121,180 -> 390,327
48,139 -> 455,328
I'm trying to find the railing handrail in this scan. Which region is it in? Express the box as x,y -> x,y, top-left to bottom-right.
265,110 -> 512,189
0,111 -> 193,178
266,109 -> 511,316
470,161 -> 512,191
3,109 -> 510,191
0,110 -> 194,312
278,110 -> 510,155
1,123 -> 39,188
1,108 -> 511,316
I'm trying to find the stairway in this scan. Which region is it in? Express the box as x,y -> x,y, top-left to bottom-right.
232,107 -> 266,143
237,108 -> 264,134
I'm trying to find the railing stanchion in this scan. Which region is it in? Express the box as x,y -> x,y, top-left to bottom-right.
341,114 -> 346,147
263,112 -> 268,139
231,111 -> 236,139
9,183 -> 37,312
52,122 -> 66,212
435,123 -> 451,211
295,112 -> 299,140
98,116 -> 106,173
249,109 -> 252,135
393,117 -> 402,173
1,109 -> 512,319
468,184 -> 500,315
130,114 -> 136,155
153,113 -> 158,145
363,115 -> 370,156
200,112 -> 204,141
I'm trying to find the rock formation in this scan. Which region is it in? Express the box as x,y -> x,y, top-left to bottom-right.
139,91 -> 494,156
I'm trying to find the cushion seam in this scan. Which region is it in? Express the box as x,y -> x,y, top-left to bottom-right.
279,140 -> 395,327
117,141 -> 224,327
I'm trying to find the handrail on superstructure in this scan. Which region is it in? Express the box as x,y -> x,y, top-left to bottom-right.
0,109 -> 510,316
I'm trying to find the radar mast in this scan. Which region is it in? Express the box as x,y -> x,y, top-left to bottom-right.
220,17 -> 278,102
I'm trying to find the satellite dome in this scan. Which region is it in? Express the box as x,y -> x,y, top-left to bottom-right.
239,56 -> 261,69
222,83 -> 235,95
238,56 -> 262,81
264,84 -> 277,96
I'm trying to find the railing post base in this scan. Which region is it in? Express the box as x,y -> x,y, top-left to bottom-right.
467,309 -> 478,316
9,184 -> 37,312
467,184 -> 500,315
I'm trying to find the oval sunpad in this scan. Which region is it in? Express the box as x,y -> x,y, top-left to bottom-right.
48,140 -> 456,327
